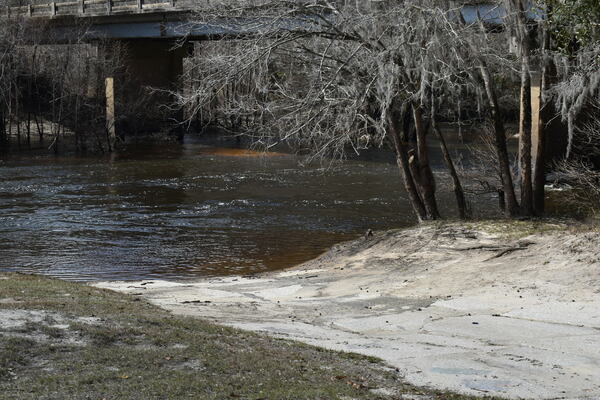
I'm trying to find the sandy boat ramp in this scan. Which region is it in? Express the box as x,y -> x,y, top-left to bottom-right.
97,224 -> 600,399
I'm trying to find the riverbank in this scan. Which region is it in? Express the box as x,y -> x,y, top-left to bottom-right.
98,221 -> 600,399
0,272 -> 485,399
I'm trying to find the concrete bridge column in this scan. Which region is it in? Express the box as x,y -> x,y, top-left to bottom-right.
105,39 -> 192,140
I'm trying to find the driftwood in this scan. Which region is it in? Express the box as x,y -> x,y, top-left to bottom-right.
441,240 -> 535,260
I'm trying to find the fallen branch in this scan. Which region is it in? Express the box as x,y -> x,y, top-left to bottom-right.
440,240 -> 535,260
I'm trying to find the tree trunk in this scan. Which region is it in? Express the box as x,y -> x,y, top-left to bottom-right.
15,86 -> 21,151
35,114 -> 44,144
431,104 -> 468,219
388,101 -> 427,222
0,109 -> 7,152
514,0 -> 534,216
412,104 -> 440,220
518,54 -> 534,215
477,60 -> 520,216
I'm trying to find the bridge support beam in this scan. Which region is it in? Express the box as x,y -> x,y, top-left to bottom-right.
105,39 -> 192,140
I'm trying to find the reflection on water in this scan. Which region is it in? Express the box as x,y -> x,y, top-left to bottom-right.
0,136 -> 486,281
197,147 -> 288,157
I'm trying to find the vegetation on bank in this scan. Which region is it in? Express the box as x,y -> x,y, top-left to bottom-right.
0,273 -> 489,400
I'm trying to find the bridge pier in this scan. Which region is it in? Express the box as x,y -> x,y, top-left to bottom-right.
105,40 -> 192,141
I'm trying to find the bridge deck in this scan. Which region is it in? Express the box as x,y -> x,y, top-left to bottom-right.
3,0 -> 313,40
4,1 -> 509,41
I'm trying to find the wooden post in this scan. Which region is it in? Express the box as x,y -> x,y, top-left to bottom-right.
531,70 -> 545,214
80,0 -> 85,14
170,0 -> 175,7
137,0 -> 143,11
105,77 -> 116,151
51,2 -> 56,16
106,0 -> 112,14
530,71 -> 542,163
28,4 -> 32,16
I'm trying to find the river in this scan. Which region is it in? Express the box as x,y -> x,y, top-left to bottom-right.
0,134 -> 492,281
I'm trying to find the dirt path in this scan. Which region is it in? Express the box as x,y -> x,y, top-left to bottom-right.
97,223 -> 600,399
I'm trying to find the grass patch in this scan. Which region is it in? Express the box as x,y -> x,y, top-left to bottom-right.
0,273 -> 487,400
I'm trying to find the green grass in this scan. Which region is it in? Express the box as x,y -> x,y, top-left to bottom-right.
0,273 -> 487,400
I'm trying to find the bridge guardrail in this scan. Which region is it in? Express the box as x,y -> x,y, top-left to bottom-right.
3,0 -> 190,18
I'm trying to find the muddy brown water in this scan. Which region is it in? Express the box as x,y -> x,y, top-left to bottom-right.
0,135 -> 495,281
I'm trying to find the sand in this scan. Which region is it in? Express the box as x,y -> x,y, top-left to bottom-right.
96,223 -> 600,399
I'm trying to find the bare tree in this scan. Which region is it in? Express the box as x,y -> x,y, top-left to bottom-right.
554,99 -> 600,213
177,0 -> 497,221
504,0 -> 534,215
0,13 -> 25,152
0,5 -> 127,154
177,0 -> 599,221
553,44 -> 600,158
